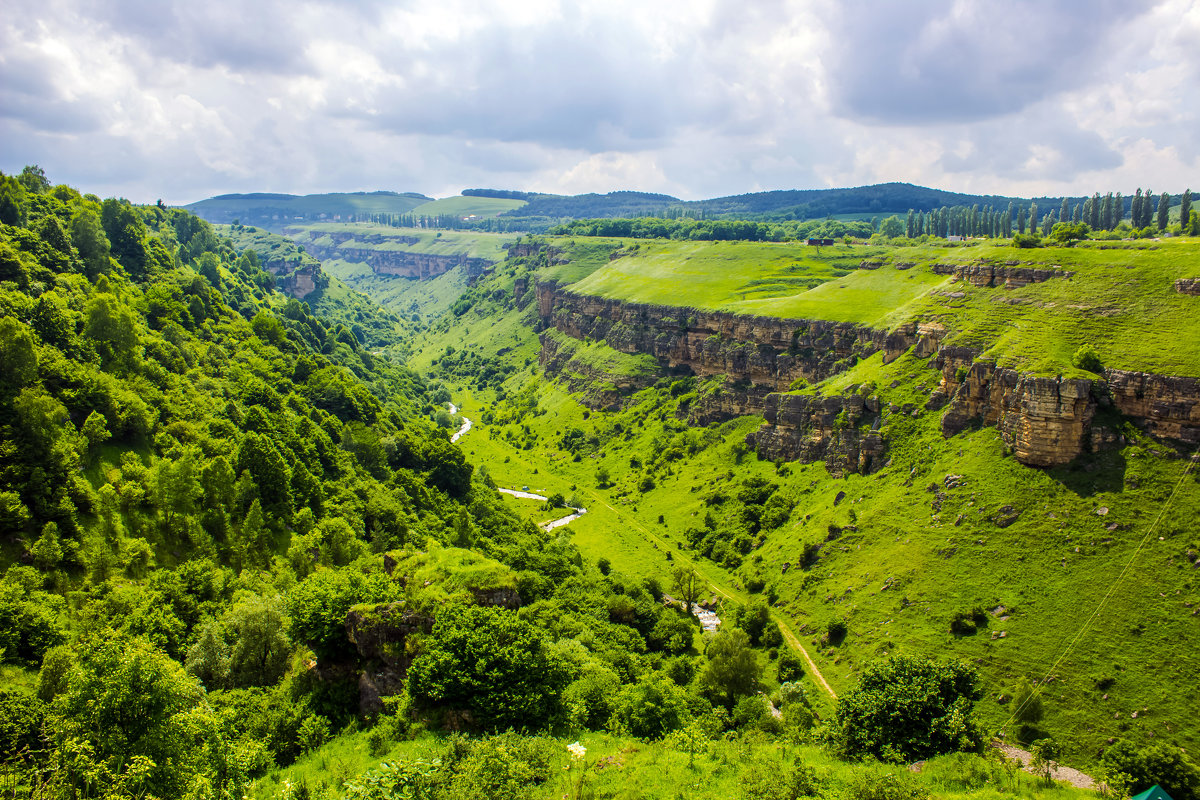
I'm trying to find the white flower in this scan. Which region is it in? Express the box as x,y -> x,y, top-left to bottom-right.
567,741 -> 587,760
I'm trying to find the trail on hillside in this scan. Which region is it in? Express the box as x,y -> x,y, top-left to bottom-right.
451,400 -> 837,700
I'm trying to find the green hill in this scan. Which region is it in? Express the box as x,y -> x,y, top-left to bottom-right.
184,190 -> 432,230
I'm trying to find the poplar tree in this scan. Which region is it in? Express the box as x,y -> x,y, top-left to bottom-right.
1132,189 -> 1144,228
1157,192 -> 1170,231
1017,206 -> 1028,234
1181,189 -> 1192,229
1114,192 -> 1123,226
1028,203 -> 1038,235
1090,193 -> 1101,229
1059,197 -> 1071,224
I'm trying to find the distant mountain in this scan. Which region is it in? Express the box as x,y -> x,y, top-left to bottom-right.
184,190 -> 433,230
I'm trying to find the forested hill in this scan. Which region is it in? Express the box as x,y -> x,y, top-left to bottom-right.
496,182 -> 1084,223
0,169 -> 570,795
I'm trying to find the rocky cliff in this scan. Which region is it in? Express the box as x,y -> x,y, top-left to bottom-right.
751,391 -> 887,476
537,282 -> 915,390
536,282 -> 1200,470
303,241 -> 493,280
929,260 -> 1074,288
1176,278 -> 1200,296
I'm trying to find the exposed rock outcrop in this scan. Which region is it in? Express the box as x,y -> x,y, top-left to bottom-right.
931,261 -> 1074,288
537,282 -> 913,391
345,603 -> 433,716
1175,278 -> 1200,296
539,331 -> 659,410
753,391 -> 887,475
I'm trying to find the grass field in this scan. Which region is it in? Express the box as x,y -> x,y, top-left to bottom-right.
251,728 -> 1098,800
408,195 -> 527,218
293,224 -> 515,261
562,236 -> 1200,376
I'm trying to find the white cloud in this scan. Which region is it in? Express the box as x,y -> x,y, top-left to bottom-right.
0,0 -> 1196,203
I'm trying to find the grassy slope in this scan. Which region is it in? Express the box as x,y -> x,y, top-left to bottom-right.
252,728 -> 1096,800
292,224 -> 513,260
408,196 -> 527,218
343,238 -> 1200,768
568,237 -> 1200,376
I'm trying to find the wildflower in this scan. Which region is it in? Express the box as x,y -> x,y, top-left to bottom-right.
567,741 -> 587,760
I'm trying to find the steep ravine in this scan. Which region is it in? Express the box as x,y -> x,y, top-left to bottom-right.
536,282 -> 1200,469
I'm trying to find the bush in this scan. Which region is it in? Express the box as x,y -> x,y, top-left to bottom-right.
825,617 -> 847,645
1072,343 -> 1103,374
1101,740 -> 1200,800
846,767 -> 930,800
828,655 -> 984,763
1012,233 -> 1042,248
778,649 -> 805,683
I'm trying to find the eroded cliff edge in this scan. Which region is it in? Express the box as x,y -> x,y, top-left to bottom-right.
535,282 -> 1200,471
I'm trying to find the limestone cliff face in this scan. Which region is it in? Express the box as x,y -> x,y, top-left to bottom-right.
938,360 -> 1096,467
930,261 -> 1074,288
752,392 -> 886,475
536,282 -> 1200,470
345,603 -> 433,716
539,332 -> 658,410
303,240 -> 494,279
1106,370 -> 1200,445
274,264 -> 320,299
537,282 -> 910,391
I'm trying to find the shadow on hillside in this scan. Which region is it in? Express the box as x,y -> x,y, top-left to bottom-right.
1047,448 -> 1126,497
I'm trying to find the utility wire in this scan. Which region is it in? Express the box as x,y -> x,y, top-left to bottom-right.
1000,448 -> 1198,735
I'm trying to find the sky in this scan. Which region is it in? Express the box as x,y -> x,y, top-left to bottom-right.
2,0 -> 1198,205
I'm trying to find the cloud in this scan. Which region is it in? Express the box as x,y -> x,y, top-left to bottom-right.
823,0 -> 1158,125
0,0 -> 1195,203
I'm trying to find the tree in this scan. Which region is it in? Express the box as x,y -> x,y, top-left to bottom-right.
697,628 -> 761,710
51,633 -> 226,799
1101,740 -> 1200,800
406,604 -> 567,731
879,215 -> 905,238
1158,192 -> 1171,231
1030,738 -> 1061,786
672,566 -> 702,613
828,655 -> 983,763
30,521 -> 63,571
71,207 -> 111,278
1181,189 -> 1193,230
84,294 -> 139,370
100,198 -> 149,278
185,618 -> 231,689
224,593 -> 290,687
1011,677 -> 1044,725
0,317 -> 39,398
17,165 -> 49,195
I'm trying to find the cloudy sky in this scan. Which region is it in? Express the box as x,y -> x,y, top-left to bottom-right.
2,0 -> 1198,204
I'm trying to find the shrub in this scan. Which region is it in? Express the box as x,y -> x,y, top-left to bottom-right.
828,655 -> 984,763
846,767 -> 931,800
1101,740 -> 1200,800
1072,343 -> 1103,374
1012,233 -> 1042,248
778,649 -> 805,683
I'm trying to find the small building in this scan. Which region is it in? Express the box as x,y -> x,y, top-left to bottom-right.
1132,785 -> 1175,800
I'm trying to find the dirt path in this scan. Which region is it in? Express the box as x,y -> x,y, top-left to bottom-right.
994,742 -> 1095,789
